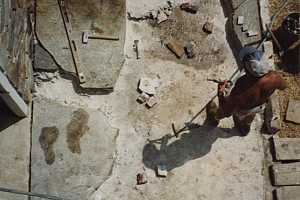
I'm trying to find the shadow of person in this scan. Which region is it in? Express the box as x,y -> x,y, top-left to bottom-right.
0,99 -> 22,132
143,125 -> 241,172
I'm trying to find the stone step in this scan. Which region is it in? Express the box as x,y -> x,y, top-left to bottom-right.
272,163 -> 300,186
276,186 -> 300,200
274,137 -> 300,161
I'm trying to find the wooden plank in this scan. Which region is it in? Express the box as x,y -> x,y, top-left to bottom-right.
274,137 -> 300,161
272,163 -> 300,186
276,186 -> 300,200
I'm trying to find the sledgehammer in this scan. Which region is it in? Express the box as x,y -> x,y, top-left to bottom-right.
82,32 -> 119,44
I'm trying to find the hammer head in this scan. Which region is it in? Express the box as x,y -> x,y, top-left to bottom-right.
82,32 -> 89,44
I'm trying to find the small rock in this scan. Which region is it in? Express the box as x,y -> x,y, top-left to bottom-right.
237,16 -> 244,25
156,165 -> 168,177
167,39 -> 185,58
139,78 -> 158,95
185,41 -> 195,58
157,11 -> 168,24
242,25 -> 248,32
203,21 -> 214,34
180,3 -> 199,14
136,173 -> 147,185
146,96 -> 159,108
137,92 -> 150,104
247,31 -> 258,37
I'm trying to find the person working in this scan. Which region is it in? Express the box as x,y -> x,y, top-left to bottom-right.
207,47 -> 287,135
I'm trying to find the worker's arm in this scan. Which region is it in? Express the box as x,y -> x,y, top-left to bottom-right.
216,81 -> 235,119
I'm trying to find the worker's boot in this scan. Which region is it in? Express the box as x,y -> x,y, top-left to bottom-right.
206,101 -> 220,126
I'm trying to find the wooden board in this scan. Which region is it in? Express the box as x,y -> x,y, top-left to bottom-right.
272,163 -> 300,186
274,137 -> 300,161
276,186 -> 300,200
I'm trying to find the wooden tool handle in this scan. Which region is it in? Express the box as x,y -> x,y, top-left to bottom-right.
89,35 -> 119,40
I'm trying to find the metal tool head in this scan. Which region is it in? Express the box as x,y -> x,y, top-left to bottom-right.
82,32 -> 89,44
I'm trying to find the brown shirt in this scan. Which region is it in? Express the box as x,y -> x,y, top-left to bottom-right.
218,71 -> 286,118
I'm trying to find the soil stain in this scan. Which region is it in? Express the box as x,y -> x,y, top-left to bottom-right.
39,126 -> 59,165
66,108 -> 90,154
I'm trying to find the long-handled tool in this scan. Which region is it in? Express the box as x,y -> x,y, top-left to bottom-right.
82,31 -> 119,44
0,186 -> 68,200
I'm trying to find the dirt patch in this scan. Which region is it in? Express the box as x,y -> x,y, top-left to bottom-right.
145,5 -> 228,70
66,108 -> 89,154
278,71 -> 300,138
268,0 -> 300,137
39,126 -> 59,165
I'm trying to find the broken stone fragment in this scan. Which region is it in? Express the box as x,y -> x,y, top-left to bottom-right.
157,11 -> 168,24
185,41 -> 195,58
247,31 -> 258,37
138,78 -> 160,95
136,173 -> 147,185
137,92 -> 150,104
167,39 -> 185,58
146,96 -> 159,108
180,3 -> 199,14
203,21 -> 214,34
237,16 -> 244,25
242,25 -> 248,32
156,164 -> 168,177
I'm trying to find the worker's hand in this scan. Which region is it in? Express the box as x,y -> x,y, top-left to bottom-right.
218,80 -> 229,96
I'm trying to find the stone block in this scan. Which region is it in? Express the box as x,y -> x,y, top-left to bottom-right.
286,99 -> 300,124
156,165 -> 167,177
272,163 -> 300,186
274,137 -> 300,161
276,186 -> 300,200
146,96 -> 159,108
237,16 -> 244,25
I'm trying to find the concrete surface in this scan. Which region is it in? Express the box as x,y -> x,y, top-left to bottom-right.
31,97 -> 119,200
0,102 -> 30,200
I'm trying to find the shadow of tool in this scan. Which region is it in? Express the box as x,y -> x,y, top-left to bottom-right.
143,125 -> 241,172
0,99 -> 22,132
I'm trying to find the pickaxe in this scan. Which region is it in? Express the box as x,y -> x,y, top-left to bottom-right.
82,31 -> 119,44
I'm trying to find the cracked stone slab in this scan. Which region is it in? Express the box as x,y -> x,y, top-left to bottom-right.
31,97 -> 119,200
36,0 -> 126,89
36,0 -> 76,74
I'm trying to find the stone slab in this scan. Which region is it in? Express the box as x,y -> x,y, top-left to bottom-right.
68,0 -> 126,89
36,0 -> 76,74
286,99 -> 300,124
0,102 -> 31,200
276,186 -> 300,200
274,137 -> 300,161
31,97 -> 119,200
232,0 -> 262,46
272,163 -> 300,186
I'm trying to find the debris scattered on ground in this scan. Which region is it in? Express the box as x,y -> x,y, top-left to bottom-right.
180,3 -> 199,14
167,39 -> 185,58
34,72 -> 59,86
185,41 -> 195,58
286,99 -> 300,124
203,21 -> 214,34
156,164 -> 168,177
237,16 -> 244,25
133,40 -> 140,59
137,92 -> 150,104
136,173 -> 148,185
146,96 -> 159,108
137,77 -> 161,108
